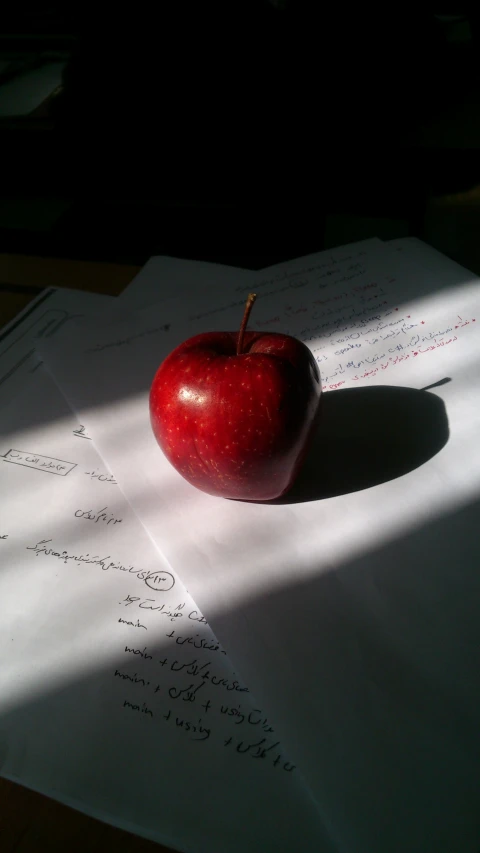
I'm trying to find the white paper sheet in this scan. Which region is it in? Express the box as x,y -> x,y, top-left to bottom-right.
117,239 -> 384,310
0,289 -> 330,852
388,236 -> 477,283
118,255 -> 251,309
44,243 -> 480,853
0,287 -> 113,406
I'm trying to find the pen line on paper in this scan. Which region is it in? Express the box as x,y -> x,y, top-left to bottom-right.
2,448 -> 75,465
0,309 -> 68,360
0,348 -> 36,386
1,459 -> 71,475
0,288 -> 56,346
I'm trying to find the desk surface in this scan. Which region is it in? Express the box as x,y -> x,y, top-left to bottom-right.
0,253 -> 176,853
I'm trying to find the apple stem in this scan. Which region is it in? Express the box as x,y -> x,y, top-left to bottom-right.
237,293 -> 257,355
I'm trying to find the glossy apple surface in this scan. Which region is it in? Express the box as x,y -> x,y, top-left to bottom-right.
149,314 -> 322,500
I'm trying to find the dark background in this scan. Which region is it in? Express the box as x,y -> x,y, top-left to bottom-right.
0,4 -> 480,270
1,7 -> 480,853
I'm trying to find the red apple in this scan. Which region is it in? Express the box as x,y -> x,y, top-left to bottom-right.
149,294 -> 322,500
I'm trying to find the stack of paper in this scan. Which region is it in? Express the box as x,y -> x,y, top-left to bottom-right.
2,237 -> 480,853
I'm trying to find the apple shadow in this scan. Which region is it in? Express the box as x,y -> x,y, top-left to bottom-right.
274,381 -> 450,504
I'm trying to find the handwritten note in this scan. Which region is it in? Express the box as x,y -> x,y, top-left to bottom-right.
73,424 -> 92,440
240,284 -> 475,389
117,240 -> 384,311
2,448 -> 77,475
0,369 -> 327,852
118,237 -> 478,395
43,242 -> 480,853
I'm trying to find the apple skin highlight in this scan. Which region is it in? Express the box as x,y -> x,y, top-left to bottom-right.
149,319 -> 322,501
